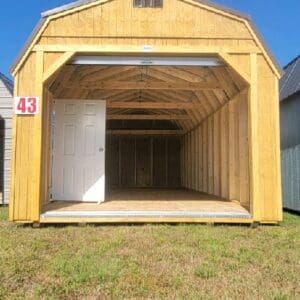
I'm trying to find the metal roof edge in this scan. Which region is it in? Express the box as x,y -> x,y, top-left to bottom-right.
247,19 -> 283,77
41,0 -> 252,21
283,55 -> 300,70
10,18 -> 47,74
194,0 -> 281,76
41,0 -> 97,17
280,55 -> 300,101
194,0 -> 251,21
280,90 -> 300,103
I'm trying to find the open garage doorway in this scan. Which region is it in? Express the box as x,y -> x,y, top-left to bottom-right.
43,55 -> 252,222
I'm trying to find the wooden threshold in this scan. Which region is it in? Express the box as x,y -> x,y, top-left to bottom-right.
41,189 -> 253,224
40,217 -> 254,224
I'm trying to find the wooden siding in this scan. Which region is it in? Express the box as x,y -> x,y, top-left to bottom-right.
0,78 -> 13,204
256,55 -> 282,221
106,135 -> 181,188
34,0 -> 261,63
181,93 -> 250,210
10,0 -> 282,223
41,0 -> 253,40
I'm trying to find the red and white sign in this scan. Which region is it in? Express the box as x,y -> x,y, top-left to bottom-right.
15,97 -> 39,115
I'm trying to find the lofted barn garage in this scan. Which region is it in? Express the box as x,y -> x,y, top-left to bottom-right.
10,0 -> 282,224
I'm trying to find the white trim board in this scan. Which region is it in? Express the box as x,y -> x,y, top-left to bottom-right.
70,56 -> 223,66
41,210 -> 252,219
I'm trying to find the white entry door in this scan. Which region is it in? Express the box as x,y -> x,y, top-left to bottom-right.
52,99 -> 106,202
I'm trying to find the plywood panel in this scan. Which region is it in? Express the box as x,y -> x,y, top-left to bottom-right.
183,91 -> 250,209
41,89 -> 53,205
239,93 -> 250,209
256,55 -> 282,221
106,136 -> 120,186
213,111 -> 220,195
191,130 -> 196,189
153,137 -> 167,186
228,98 -> 239,200
11,53 -> 37,221
220,105 -> 229,198
168,138 -> 181,187
107,136 -> 181,188
136,137 -> 151,187
120,138 -> 136,186
194,127 -> 200,191
198,125 -> 203,191
42,0 -> 253,39
202,120 -> 208,193
207,116 -> 214,194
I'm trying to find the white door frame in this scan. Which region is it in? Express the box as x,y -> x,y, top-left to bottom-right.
51,99 -> 106,202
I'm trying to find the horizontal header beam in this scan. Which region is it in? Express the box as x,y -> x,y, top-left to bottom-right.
107,130 -> 186,135
107,114 -> 191,120
32,44 -> 261,54
68,81 -> 222,90
70,56 -> 222,66
107,102 -> 201,109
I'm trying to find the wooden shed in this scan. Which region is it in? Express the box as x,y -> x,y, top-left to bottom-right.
280,55 -> 300,213
0,72 -> 13,204
10,0 -> 283,224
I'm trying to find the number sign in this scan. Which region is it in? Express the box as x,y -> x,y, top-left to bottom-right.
15,97 -> 39,115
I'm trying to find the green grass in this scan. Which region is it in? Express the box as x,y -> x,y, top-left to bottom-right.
0,206 -> 299,299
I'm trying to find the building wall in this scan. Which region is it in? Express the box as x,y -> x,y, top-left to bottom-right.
0,78 -> 13,204
281,93 -> 300,149
281,93 -> 300,212
9,0 -> 282,222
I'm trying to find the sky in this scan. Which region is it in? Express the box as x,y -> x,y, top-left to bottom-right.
0,0 -> 299,78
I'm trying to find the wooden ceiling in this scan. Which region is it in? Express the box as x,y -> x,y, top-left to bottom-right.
48,64 -> 247,132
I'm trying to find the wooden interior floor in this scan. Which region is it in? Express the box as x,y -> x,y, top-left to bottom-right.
42,188 -> 250,217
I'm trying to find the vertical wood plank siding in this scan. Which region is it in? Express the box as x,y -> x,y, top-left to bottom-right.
181,94 -> 250,210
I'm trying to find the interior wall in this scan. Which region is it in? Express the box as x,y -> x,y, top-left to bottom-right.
106,135 -> 181,188
181,92 -> 250,210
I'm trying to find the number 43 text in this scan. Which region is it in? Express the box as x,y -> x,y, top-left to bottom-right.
15,97 -> 39,115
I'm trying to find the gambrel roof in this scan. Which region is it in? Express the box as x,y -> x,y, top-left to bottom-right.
41,0 -> 251,19
11,0 -> 281,76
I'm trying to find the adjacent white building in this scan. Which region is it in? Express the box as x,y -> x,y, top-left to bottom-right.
0,72 -> 13,204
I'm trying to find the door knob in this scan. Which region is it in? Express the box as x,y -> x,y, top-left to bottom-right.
99,147 -> 104,152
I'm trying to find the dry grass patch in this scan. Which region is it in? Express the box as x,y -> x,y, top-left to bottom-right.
0,206 -> 299,299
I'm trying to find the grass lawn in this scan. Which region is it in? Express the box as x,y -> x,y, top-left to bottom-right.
0,207 -> 299,299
